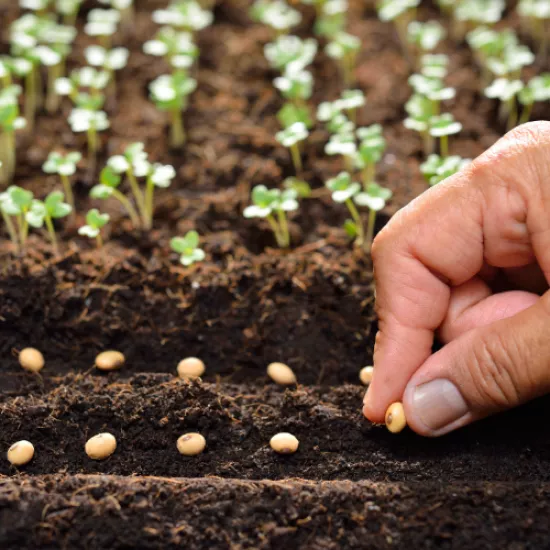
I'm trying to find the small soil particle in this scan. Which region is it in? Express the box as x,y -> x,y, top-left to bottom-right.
360,366 -> 374,385
7,440 -> 35,466
85,433 -> 117,460
385,402 -> 407,434
177,433 -> 206,456
267,362 -> 297,385
95,351 -> 125,372
270,432 -> 299,454
18,348 -> 44,373
177,357 -> 205,379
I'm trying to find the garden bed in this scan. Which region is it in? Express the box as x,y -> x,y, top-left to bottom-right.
1,0 -> 550,548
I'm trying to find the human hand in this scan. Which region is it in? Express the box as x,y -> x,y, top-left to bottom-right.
363,121 -> 550,436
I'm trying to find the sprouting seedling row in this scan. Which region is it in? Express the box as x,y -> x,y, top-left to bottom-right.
144,0 -> 214,148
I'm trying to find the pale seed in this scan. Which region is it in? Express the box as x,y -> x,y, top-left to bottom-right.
267,362 -> 296,385
385,402 -> 407,434
177,357 -> 205,379
85,433 -> 117,460
95,351 -> 125,371
7,440 -> 34,466
177,433 -> 206,456
270,432 -> 299,454
19,348 -> 44,373
359,366 -> 374,385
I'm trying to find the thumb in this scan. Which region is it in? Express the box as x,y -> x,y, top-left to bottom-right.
402,291 -> 550,437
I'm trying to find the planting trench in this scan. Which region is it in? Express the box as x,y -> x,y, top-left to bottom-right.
2,0 -> 550,548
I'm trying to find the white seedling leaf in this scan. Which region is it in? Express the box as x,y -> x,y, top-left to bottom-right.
107,155 -> 130,173
143,40 -> 169,56
243,205 -> 272,218
150,164 -> 176,187
85,45 -> 107,66
55,77 -> 73,95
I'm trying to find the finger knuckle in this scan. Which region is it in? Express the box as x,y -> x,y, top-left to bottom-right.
467,331 -> 522,410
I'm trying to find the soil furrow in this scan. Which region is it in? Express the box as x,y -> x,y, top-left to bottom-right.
1,374 -> 549,481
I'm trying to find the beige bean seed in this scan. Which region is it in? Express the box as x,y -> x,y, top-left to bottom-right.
7,440 -> 34,466
385,402 -> 407,434
267,362 -> 296,385
19,348 -> 44,373
270,432 -> 299,454
177,433 -> 206,456
95,351 -> 125,371
85,433 -> 117,460
177,357 -> 205,379
359,366 -> 374,385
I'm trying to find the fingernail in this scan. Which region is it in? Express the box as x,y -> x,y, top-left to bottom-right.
411,379 -> 469,431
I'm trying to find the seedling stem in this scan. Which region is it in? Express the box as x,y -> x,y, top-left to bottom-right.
346,198 -> 365,246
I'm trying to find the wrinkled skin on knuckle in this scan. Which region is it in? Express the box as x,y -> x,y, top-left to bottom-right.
464,329 -> 523,412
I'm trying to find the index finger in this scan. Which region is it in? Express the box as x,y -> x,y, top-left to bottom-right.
363,177 -> 485,423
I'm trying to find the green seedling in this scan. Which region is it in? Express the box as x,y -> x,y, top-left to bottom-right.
409,73 -> 456,106
283,176 -> 312,198
421,53 -> 449,79
356,124 -> 386,189
273,70 -> 313,107
314,0 -> 347,38
244,185 -> 299,248
85,8 -> 121,48
90,166 -> 141,227
20,0 -> 51,12
486,43 -> 535,79
68,106 -> 110,166
0,86 -> 26,184
325,171 -> 364,245
106,142 -> 150,226
317,100 -> 355,134
404,92 -> 436,154
153,1 -> 213,35
250,0 -> 302,35
0,186 -> 33,253
144,163 -> 176,229
407,20 -> 446,60
335,89 -> 365,124
518,0 -> 550,56
518,73 -> 550,124
484,78 -> 524,129
99,0 -> 134,26
377,0 -> 420,51
55,66 -> 111,100
149,72 -> 197,148
78,208 -> 110,248
275,122 -> 309,174
453,0 -> 505,41
326,32 -> 361,86
264,36 -> 318,73
26,191 -> 72,255
354,182 -> 392,246
277,102 -> 313,129
42,151 -> 81,213
428,113 -> 462,157
144,27 -> 199,72
325,132 -> 357,171
56,0 -> 84,27
170,230 -> 205,266
420,154 -> 471,186
84,46 -> 129,94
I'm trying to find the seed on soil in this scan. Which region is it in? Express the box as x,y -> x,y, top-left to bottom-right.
359,366 -> 374,385
7,440 -> 35,466
385,402 -> 407,434
177,433 -> 206,456
267,362 -> 297,385
270,432 -> 299,454
95,351 -> 125,371
85,433 -> 117,460
18,348 -> 44,373
177,357 -> 205,379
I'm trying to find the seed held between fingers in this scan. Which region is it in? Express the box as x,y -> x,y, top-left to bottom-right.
267,362 -> 297,385
385,402 -> 407,433
95,351 -> 125,371
19,348 -> 44,373
359,366 -> 373,385
7,440 -> 35,466
85,433 -> 117,460
270,432 -> 299,454
177,433 -> 206,456
177,357 -> 205,379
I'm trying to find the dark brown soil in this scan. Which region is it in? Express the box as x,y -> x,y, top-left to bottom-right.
1,0 -> 550,548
